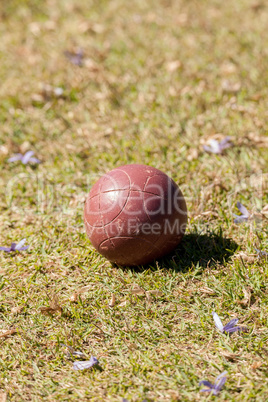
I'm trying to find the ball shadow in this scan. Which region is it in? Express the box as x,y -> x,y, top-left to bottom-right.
119,231 -> 238,273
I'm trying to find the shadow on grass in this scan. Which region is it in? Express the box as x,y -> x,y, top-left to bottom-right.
122,231 -> 238,273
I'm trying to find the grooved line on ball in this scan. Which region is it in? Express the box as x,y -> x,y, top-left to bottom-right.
115,168 -> 156,191
115,169 -> 132,188
98,225 -> 114,252
98,236 -> 158,251
101,169 -> 131,192
85,196 -> 103,227
88,192 -> 102,201
142,193 -> 153,223
90,189 -> 168,228
143,175 -> 151,192
98,192 -> 101,227
84,219 -> 93,232
99,188 -> 167,200
99,185 -> 116,250
144,173 -> 172,197
98,237 -> 134,262
100,190 -> 131,227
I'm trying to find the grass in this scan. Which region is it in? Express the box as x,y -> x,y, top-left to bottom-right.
0,0 -> 268,400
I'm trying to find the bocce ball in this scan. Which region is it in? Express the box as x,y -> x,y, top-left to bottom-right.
84,164 -> 187,266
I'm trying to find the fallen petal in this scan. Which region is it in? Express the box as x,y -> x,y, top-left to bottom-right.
22,151 -> 34,164
199,380 -> 213,388
0,246 -> 12,252
8,154 -> 23,162
237,202 -> 249,217
223,318 -> 239,331
29,157 -> 41,164
73,356 -> 98,370
212,312 -> 224,332
15,239 -> 27,250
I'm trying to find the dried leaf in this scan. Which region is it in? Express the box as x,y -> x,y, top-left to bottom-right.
237,287 -> 253,307
0,392 -> 7,402
109,294 -> 116,307
200,287 -> 216,295
131,289 -> 146,295
0,328 -> 16,338
220,62 -> 237,75
221,351 -> 240,362
251,361 -> 262,370
40,307 -> 57,315
40,294 -> 62,315
166,60 -> 181,72
130,284 -> 145,296
193,211 -> 218,220
31,93 -> 44,102
84,58 -> 99,71
77,285 -> 91,294
0,145 -> 9,155
222,80 -> 241,93
70,285 -> 92,302
234,251 -> 255,264
118,300 -> 127,307
261,204 -> 268,214
251,2 -> 265,12
145,292 -> 152,303
186,148 -> 199,161
70,292 -> 78,302
242,288 -> 251,304
146,290 -> 164,297
127,342 -> 138,350
11,306 -> 23,314
246,132 -> 268,147
50,294 -> 61,310
90,23 -> 105,33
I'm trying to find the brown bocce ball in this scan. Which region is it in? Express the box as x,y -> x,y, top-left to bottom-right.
84,164 -> 187,266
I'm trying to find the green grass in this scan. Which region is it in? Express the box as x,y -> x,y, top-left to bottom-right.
0,0 -> 268,400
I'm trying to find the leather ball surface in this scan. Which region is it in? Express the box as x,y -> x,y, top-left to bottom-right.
84,164 -> 187,266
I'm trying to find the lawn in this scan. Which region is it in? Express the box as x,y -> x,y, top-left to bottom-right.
0,0 -> 267,400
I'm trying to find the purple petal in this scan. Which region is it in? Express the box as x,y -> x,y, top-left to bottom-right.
225,326 -> 244,333
212,312 -> 224,332
0,246 -> 12,252
73,356 -> 98,371
203,141 -> 221,154
21,151 -> 34,164
215,373 -> 227,391
255,248 -> 268,257
215,378 -> 227,391
223,318 -> 239,330
219,137 -> 232,150
15,239 -> 26,250
10,243 -> 17,251
199,371 -> 227,395
220,136 -> 231,144
18,246 -> 30,251
199,380 -> 213,388
8,154 -> 23,162
203,145 -> 211,153
208,139 -> 221,152
215,371 -> 227,382
29,157 -> 41,164
64,49 -> 84,66
237,202 -> 249,217
233,214 -> 248,223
